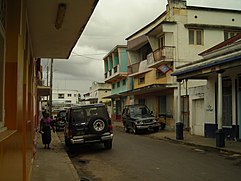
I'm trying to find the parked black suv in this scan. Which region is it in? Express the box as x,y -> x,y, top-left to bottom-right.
122,104 -> 159,134
54,109 -> 66,131
64,103 -> 113,150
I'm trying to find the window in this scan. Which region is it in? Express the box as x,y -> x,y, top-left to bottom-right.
58,93 -> 64,99
156,70 -> 165,79
222,78 -> 232,127
67,94 -> 72,97
112,83 -> 115,89
159,36 -> 165,48
224,31 -> 239,41
189,29 -> 203,45
140,43 -> 152,60
122,79 -> 126,86
117,82 -> 120,88
138,76 -> 145,84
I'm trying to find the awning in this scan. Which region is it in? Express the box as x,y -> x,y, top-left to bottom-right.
37,86 -> 51,96
128,69 -> 152,77
172,54 -> 241,80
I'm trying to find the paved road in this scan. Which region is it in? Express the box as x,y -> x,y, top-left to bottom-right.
58,128 -> 241,181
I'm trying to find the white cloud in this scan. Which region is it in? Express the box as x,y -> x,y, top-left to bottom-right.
42,0 -> 241,95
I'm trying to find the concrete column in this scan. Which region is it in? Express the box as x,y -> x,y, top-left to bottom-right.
177,81 -> 181,123
231,76 -> 236,125
217,72 -> 223,129
176,80 -> 183,140
216,70 -> 225,147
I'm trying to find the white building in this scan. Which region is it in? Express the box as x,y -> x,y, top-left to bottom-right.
173,34 -> 241,140
126,0 -> 241,131
52,89 -> 79,106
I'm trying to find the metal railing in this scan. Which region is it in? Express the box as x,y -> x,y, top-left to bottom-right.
147,46 -> 174,66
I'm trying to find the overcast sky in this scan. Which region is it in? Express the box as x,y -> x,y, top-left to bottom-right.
42,0 -> 241,96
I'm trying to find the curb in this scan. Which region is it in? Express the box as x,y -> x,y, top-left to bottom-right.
114,124 -> 241,156
164,136 -> 241,155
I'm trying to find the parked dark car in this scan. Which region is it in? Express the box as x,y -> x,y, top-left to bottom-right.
122,104 -> 159,134
54,109 -> 66,131
64,103 -> 113,150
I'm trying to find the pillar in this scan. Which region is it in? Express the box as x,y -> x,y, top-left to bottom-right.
176,80 -> 183,140
216,70 -> 225,147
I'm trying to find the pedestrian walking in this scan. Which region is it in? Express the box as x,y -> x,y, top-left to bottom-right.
40,112 -> 55,149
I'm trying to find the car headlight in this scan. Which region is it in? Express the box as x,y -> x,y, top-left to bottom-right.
136,121 -> 143,125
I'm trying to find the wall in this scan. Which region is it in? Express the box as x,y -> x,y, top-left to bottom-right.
0,1 -> 36,180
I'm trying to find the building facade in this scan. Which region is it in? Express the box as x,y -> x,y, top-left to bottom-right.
52,89 -> 80,105
80,82 -> 111,113
126,0 -> 241,129
173,34 -> 241,139
103,45 -> 129,121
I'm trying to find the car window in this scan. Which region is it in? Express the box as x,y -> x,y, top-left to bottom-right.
130,105 -> 150,116
71,109 -> 85,123
59,111 -> 66,118
86,106 -> 108,118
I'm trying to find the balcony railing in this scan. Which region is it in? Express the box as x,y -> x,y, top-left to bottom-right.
105,65 -> 125,83
147,46 -> 175,68
113,65 -> 118,73
128,62 -> 139,74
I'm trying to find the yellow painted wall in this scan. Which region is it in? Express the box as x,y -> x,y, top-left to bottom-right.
133,69 -> 173,89
0,0 -> 36,180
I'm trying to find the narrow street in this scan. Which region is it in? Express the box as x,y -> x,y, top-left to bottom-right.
58,127 -> 241,181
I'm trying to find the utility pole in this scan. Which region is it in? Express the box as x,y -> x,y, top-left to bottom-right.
49,58 -> 53,118
47,66 -> 49,86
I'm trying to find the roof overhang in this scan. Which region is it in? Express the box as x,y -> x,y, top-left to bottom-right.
127,35 -> 148,51
172,54 -> 241,80
27,0 -> 98,59
37,86 -> 51,96
131,84 -> 174,96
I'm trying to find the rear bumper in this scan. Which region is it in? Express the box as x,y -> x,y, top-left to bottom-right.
70,133 -> 113,144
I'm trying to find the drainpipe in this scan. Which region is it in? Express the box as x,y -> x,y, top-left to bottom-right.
216,70 -> 225,147
176,79 -> 183,140
49,58 -> 53,118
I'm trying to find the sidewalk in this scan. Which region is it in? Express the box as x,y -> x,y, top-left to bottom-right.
113,121 -> 241,155
32,132 -> 79,181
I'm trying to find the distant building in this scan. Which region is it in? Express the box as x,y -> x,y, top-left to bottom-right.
52,89 -> 80,107
103,45 -> 129,121
81,81 -> 111,108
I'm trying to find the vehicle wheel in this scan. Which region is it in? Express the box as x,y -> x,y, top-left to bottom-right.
104,140 -> 112,150
153,127 -> 159,132
64,136 -> 70,147
133,124 -> 139,134
88,116 -> 108,134
124,125 -> 130,133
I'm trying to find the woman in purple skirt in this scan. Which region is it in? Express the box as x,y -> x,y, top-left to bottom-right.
40,112 -> 55,149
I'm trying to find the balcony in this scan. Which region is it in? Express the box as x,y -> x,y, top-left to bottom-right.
105,64 -> 128,83
128,60 -> 152,77
147,46 -> 175,68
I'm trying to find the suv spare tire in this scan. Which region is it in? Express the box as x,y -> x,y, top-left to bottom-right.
88,116 -> 108,134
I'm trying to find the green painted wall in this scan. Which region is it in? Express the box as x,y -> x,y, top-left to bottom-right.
111,78 -> 128,95
119,48 -> 128,72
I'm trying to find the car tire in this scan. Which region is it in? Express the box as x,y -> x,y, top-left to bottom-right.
124,125 -> 130,133
88,116 -> 108,134
104,140 -> 112,150
133,124 -> 139,134
153,127 -> 159,132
